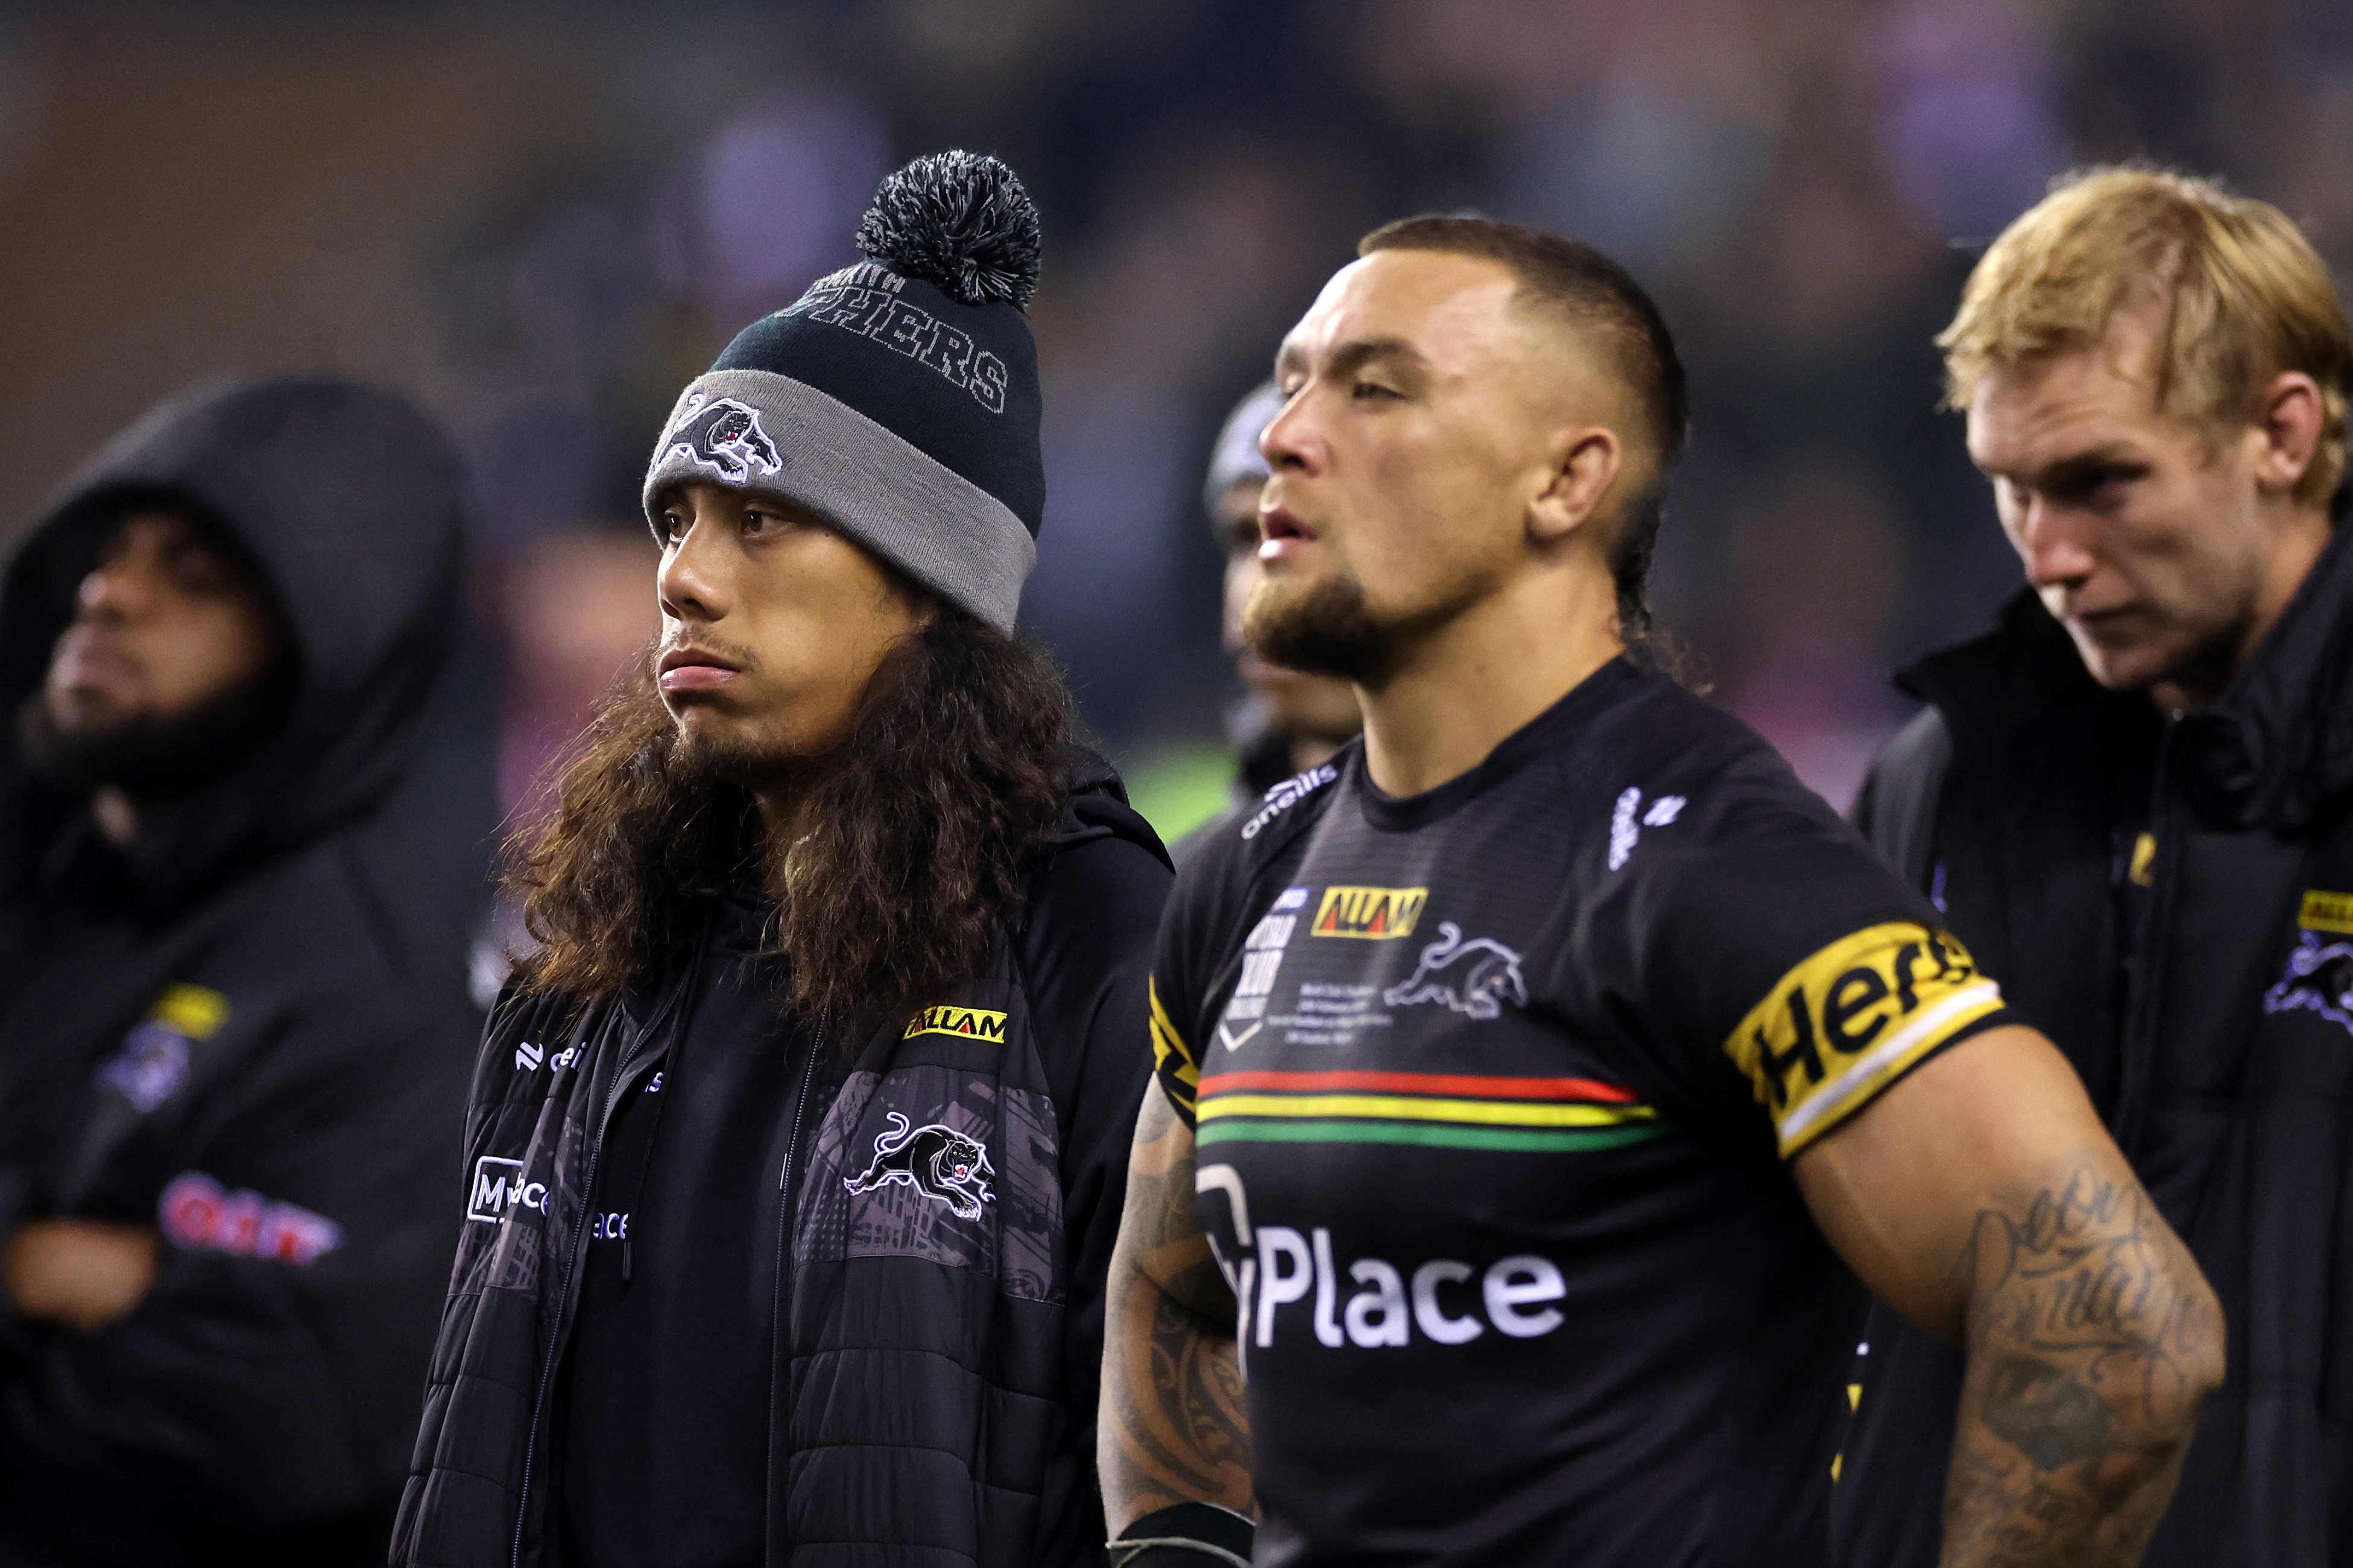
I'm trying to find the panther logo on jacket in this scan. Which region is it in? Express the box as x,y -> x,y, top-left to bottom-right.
2264,933 -> 2353,1037
1383,922 -> 1529,1021
663,395 -> 784,484
842,1112 -> 996,1220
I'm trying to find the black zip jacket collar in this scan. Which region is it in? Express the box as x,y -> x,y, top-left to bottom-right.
394,755 -> 1172,1568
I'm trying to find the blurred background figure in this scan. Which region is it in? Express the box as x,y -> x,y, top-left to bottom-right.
1173,379 -> 1362,861
1,1 -> 2345,836
0,379 -> 489,1566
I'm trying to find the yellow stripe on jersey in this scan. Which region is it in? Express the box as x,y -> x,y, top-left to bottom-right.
1148,977 -> 1199,1115
1725,922 -> 2006,1159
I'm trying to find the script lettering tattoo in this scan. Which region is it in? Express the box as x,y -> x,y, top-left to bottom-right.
1943,1165 -> 2222,1566
1099,1082 -> 1254,1528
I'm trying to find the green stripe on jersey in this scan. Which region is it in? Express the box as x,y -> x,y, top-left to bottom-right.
1196,1118 -> 1669,1153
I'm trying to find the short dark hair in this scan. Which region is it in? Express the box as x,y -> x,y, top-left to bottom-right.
1357,215 -> 1690,637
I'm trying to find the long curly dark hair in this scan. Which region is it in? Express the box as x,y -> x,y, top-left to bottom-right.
505,609 -> 1072,1027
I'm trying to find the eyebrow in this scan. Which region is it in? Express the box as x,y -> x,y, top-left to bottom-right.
1979,441 -> 2150,485
1274,335 -> 1432,385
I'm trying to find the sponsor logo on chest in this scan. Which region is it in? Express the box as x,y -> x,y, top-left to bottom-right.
903,1004 -> 1009,1042
466,1155 -> 549,1224
1310,886 -> 1427,940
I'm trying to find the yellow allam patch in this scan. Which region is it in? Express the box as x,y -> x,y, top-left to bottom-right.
2299,889 -> 2353,935
1310,886 -> 1429,940
150,984 -> 230,1041
2127,833 -> 2157,887
903,1005 -> 1009,1043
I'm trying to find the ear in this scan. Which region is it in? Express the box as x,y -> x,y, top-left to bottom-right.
2251,370 -> 2325,498
1527,424 -> 1623,546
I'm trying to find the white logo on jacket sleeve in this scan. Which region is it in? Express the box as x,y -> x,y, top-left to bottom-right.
1382,922 -> 1528,1020
159,1172 -> 341,1264
841,1112 -> 995,1220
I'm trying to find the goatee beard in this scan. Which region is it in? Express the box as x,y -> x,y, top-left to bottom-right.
1243,572 -> 1403,687
17,665 -> 294,800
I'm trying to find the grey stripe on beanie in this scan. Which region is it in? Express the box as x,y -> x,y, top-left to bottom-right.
642,367 -> 1037,635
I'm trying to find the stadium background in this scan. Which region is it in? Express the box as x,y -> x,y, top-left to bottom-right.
0,0 -> 2346,854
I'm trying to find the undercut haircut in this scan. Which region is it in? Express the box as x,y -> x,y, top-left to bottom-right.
1941,165 -> 2353,509
1358,215 -> 1690,637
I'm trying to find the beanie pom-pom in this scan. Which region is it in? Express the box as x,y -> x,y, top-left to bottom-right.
854,151 -> 1042,310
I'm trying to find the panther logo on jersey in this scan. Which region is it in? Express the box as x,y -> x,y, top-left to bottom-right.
842,1112 -> 996,1220
662,395 -> 785,484
1384,922 -> 1529,1021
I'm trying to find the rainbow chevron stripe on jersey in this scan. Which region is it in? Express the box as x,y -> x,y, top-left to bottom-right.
1196,1069 -> 1663,1153
1149,657 -> 2012,1567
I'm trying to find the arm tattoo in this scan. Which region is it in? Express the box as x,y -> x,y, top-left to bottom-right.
1942,1163 -> 2223,1567
1099,1082 -> 1254,1530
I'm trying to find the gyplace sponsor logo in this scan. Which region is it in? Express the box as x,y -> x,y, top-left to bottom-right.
1198,1165 -> 1565,1352
1243,1228 -> 1566,1349
465,1154 -> 551,1224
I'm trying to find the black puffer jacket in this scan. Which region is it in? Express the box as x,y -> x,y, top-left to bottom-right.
0,378 -> 488,1565
1834,511 -> 2353,1568
392,757 -> 1170,1568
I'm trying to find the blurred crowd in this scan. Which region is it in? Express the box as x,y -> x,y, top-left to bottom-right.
1,0 -> 2349,833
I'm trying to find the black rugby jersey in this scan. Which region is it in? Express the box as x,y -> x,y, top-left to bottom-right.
1151,658 -> 2010,1568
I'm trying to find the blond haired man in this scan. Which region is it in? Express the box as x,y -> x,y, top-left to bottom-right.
1836,167 -> 2353,1568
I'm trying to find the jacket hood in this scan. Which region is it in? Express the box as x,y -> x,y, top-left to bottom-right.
0,377 -> 466,911
1050,743 -> 1173,871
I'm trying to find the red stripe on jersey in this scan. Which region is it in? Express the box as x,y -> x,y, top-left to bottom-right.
1198,1069 -> 1640,1103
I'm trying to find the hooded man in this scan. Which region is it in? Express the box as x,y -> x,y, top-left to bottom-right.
394,152 -> 1173,1568
0,377 -> 483,1565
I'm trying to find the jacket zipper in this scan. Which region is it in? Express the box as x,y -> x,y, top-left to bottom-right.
2114,721 -> 2183,1154
764,1009 -> 826,1568
510,1004 -> 674,1568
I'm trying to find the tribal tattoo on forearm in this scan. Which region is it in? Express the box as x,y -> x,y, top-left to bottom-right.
1099,1083 -> 1255,1529
1943,1162 -> 2223,1567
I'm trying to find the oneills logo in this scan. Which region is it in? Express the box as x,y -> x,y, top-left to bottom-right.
903,1005 -> 1009,1043
1312,886 -> 1428,940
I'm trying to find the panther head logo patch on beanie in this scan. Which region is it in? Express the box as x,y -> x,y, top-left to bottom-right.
662,394 -> 785,485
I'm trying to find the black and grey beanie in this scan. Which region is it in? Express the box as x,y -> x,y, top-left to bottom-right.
642,150 -> 1044,634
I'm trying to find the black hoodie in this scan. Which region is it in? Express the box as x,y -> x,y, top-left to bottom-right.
0,378 -> 487,1566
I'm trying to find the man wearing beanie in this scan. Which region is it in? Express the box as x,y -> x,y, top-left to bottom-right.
0,378 -> 483,1565
1174,380 -> 1360,866
395,152 -> 1173,1568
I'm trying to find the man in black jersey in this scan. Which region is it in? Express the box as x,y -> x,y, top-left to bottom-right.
1098,216 -> 2225,1568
